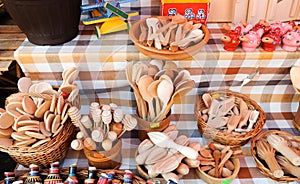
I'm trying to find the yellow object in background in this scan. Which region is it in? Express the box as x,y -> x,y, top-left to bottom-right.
100,19 -> 128,34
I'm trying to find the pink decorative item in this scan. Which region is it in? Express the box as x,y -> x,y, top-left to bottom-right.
239,29 -> 264,52
282,27 -> 300,52
270,22 -> 293,37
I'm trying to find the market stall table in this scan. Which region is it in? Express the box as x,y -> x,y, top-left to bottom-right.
13,15 -> 300,184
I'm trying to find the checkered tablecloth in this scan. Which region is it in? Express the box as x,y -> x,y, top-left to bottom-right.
13,3 -> 300,183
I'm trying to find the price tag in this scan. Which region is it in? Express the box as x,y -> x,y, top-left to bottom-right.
222,179 -> 232,184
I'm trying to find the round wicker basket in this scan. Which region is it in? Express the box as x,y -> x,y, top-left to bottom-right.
196,159 -> 240,184
129,16 -> 210,60
251,130 -> 300,182
0,168 -> 146,184
195,90 -> 266,147
0,92 -> 77,168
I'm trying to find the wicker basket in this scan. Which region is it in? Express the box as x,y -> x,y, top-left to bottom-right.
83,139 -> 122,169
129,17 -> 210,60
0,168 -> 146,184
195,142 -> 240,184
251,130 -> 300,182
195,90 -> 266,147
0,92 -> 77,168
196,158 -> 240,184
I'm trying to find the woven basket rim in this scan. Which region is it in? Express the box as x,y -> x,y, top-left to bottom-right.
195,89 -> 266,147
250,130 -> 300,182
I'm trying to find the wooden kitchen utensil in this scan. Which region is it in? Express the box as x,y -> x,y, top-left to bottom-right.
147,132 -> 198,159
251,130 -> 300,182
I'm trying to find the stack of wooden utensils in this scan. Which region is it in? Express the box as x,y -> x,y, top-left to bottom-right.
197,142 -> 238,178
126,60 -> 194,123
200,93 -> 260,134
139,15 -> 205,52
70,102 -> 137,152
0,67 -> 79,148
136,124 -> 199,182
256,133 -> 300,178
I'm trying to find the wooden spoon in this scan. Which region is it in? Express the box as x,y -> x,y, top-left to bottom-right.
174,69 -> 191,87
153,78 -> 174,122
137,75 -> 156,121
156,14 -> 186,34
155,80 -> 194,122
147,79 -> 161,116
126,63 -> 147,119
213,149 -> 221,178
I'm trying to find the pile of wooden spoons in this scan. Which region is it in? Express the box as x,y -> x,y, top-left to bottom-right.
136,125 -> 199,182
197,142 -> 240,179
254,132 -> 300,179
126,60 -> 194,123
139,15 -> 204,52
199,93 -> 260,134
0,67 -> 79,148
70,102 -> 137,152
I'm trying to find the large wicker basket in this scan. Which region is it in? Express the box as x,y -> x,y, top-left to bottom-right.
195,90 -> 266,147
0,168 -> 146,184
251,130 -> 300,182
0,92 -> 77,168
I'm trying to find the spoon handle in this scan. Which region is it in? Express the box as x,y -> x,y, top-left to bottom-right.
148,99 -> 156,121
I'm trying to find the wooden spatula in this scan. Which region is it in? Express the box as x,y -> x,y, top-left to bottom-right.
147,132 -> 198,159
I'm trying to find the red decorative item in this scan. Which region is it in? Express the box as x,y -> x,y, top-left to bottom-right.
261,29 -> 282,52
221,27 -> 242,51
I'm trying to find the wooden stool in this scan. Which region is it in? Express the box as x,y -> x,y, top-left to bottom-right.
293,102 -> 300,132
